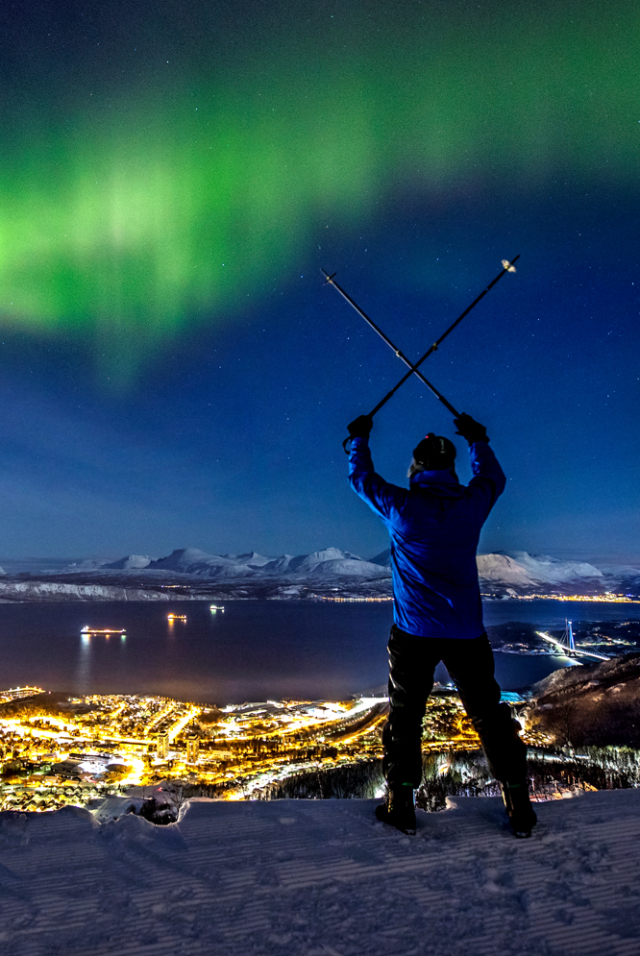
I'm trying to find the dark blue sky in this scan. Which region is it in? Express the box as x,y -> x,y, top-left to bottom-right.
0,1 -> 638,564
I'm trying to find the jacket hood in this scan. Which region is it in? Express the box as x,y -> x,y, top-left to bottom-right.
409,469 -> 462,494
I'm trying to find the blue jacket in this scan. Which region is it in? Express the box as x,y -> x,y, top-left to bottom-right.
348,437 -> 506,639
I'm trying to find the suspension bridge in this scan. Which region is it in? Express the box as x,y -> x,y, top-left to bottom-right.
536,620 -> 609,662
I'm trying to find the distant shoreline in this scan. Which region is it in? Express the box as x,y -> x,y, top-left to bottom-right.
0,577 -> 639,605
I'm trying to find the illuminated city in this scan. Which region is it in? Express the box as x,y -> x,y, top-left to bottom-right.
0,685 -> 485,811
509,594 -> 640,604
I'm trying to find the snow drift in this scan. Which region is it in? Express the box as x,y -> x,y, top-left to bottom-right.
1,791 -> 639,955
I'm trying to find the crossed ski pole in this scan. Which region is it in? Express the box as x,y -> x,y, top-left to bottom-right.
322,256 -> 519,451
321,269 -> 462,418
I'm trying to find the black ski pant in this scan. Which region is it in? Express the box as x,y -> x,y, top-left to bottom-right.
382,624 -> 527,789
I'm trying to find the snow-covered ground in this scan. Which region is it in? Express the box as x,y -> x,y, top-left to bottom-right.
1,791 -> 639,955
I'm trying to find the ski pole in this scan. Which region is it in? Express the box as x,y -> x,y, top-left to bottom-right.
322,269 -> 461,418
327,255 -> 519,451
367,256 -> 519,417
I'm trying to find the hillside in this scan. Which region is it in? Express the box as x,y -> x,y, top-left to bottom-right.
524,653 -> 640,747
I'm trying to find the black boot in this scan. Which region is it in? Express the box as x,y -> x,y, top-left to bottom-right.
375,786 -> 416,835
501,781 -> 537,838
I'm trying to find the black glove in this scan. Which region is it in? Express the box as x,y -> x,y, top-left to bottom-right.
347,415 -> 373,439
454,413 -> 489,444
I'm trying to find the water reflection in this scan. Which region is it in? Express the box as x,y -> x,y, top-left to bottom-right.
75,630 -> 129,696
75,633 -> 92,695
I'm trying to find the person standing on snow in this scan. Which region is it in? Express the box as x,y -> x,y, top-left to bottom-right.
346,411 -> 537,837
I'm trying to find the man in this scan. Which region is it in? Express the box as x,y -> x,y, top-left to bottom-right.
347,411 -> 536,838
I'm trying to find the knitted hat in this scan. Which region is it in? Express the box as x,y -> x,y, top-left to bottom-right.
412,434 -> 456,470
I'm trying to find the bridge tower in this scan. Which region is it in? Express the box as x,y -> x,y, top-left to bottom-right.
562,619 -> 575,653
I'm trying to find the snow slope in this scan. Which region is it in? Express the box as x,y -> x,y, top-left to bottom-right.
1,791 -> 639,955
505,551 -> 604,584
0,580 -> 178,602
477,552 -> 603,587
477,553 -> 540,587
103,555 -> 154,570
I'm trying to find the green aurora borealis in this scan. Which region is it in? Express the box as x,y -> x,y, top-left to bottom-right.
1,0 -> 638,374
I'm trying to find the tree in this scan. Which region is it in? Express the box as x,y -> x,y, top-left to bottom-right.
165,782 -> 189,819
554,694 -> 577,749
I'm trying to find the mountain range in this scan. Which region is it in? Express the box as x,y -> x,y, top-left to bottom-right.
0,546 -> 636,602
97,546 -> 392,582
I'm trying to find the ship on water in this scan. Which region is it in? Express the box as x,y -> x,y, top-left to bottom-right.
80,627 -> 126,637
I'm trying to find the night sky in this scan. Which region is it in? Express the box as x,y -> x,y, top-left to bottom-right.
0,0 -> 638,564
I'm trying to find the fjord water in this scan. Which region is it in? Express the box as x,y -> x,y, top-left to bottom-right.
0,600 -> 637,704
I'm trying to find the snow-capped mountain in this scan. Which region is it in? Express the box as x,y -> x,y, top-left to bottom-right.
94,547 -> 640,593
98,547 -> 390,583
226,552 -> 272,568
476,552 -> 604,589
476,553 -> 539,587
263,548 -> 388,580
146,548 -> 254,577
498,551 -> 603,585
599,564 -> 640,592
0,546 -> 637,602
103,555 -> 154,570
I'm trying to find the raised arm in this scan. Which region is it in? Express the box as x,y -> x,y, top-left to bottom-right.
454,413 -> 506,507
347,416 -> 407,521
